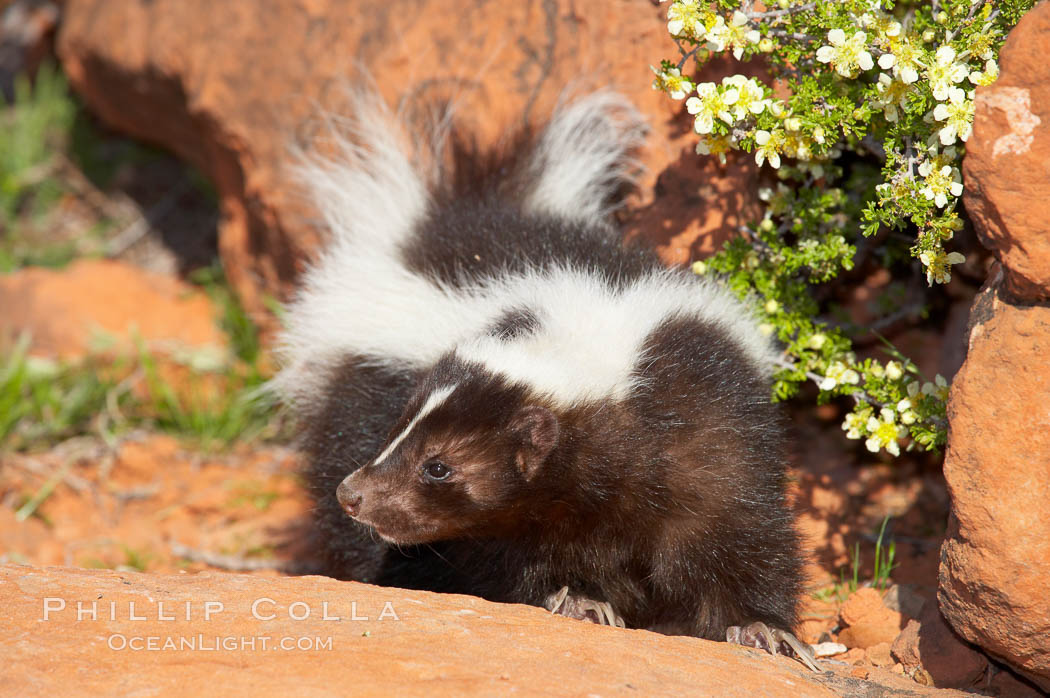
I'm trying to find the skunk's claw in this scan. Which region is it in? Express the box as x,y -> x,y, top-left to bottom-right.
726,621 -> 821,673
544,586 -> 626,628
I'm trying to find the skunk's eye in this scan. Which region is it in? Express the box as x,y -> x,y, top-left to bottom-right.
422,459 -> 452,482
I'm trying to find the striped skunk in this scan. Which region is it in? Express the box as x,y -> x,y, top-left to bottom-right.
274,91 -> 815,666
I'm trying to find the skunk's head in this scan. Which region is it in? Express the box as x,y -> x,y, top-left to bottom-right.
336,355 -> 560,544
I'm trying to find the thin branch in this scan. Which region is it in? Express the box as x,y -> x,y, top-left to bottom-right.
8,456 -> 91,493
904,136 -> 916,180
748,2 -> 816,20
737,224 -> 779,258
104,180 -> 191,257
944,0 -> 990,43
676,43 -> 703,72
764,28 -> 818,42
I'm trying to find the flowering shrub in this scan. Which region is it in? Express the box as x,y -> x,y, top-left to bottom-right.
653,0 -> 1034,455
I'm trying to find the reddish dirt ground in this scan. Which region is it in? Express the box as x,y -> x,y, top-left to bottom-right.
0,434 -> 319,576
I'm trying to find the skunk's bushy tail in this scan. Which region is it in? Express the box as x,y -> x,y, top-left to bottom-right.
272,91 -> 648,410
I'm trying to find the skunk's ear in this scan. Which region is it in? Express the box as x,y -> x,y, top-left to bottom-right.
510,405 -> 560,479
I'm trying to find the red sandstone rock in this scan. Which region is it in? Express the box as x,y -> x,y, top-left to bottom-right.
945,5 -> 1050,688
0,564 -> 834,697
891,602 -> 988,690
837,588 -> 904,650
55,0 -> 763,322
0,259 -> 225,358
962,3 -> 1050,302
939,270 -> 1050,691
1,564 -> 985,697
865,642 -> 893,668
988,668 -> 1048,698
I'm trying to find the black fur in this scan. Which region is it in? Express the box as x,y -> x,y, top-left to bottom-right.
300,356 -> 419,582
401,197 -> 659,290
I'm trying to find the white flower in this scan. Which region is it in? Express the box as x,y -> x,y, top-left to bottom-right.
667,0 -> 705,39
880,37 -> 922,84
652,66 -> 695,100
703,14 -> 729,51
919,249 -> 966,284
686,82 -> 738,131
919,158 -> 965,207
722,75 -> 770,118
754,129 -> 784,169
969,59 -> 999,86
842,410 -> 868,440
928,45 -> 969,101
875,72 -> 910,123
706,11 -> 761,60
764,299 -> 780,314
694,133 -> 733,164
821,361 -> 860,391
691,260 -> 707,275
897,399 -> 918,425
816,29 -> 874,78
685,83 -> 718,134
864,407 -> 906,456
933,86 -> 975,145
885,361 -> 903,381
922,374 -> 950,400
808,333 -> 827,350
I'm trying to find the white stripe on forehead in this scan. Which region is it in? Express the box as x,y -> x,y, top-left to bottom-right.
372,384 -> 458,466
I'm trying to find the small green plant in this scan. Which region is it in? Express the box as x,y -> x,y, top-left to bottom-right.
0,61 -> 75,230
872,515 -> 898,591
12,491 -> 55,526
0,334 -> 122,450
189,262 -> 262,365
810,585 -> 839,603
120,545 -> 153,572
816,515 -> 898,600
1,293 -> 277,453
136,345 -> 273,452
848,540 -> 861,593
653,0 -> 1035,457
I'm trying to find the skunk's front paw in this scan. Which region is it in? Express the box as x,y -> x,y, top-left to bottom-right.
726,621 -> 821,672
544,586 -> 625,628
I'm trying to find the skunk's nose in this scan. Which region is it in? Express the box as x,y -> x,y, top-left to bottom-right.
336,479 -> 363,518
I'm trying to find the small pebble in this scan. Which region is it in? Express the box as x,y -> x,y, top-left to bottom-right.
811,642 -> 847,658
